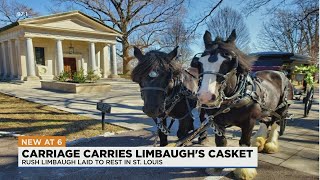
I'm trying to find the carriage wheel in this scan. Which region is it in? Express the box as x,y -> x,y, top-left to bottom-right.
304,87 -> 314,117
279,118 -> 287,136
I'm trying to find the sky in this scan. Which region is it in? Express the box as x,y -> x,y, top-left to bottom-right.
183,0 -> 266,53
16,0 -> 267,53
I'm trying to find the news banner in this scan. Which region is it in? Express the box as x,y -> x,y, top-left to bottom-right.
18,136 -> 258,168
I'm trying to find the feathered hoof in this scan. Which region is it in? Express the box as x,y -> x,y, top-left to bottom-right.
205,168 -> 223,175
264,141 -> 279,154
252,137 -> 266,152
233,168 -> 257,180
165,143 -> 177,147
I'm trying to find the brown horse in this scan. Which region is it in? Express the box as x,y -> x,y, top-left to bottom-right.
191,30 -> 293,179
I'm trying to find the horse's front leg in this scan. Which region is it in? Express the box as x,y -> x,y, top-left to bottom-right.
239,119 -> 255,146
264,122 -> 279,153
251,121 -> 268,152
205,128 -> 227,175
198,109 -> 210,145
177,115 -> 194,139
215,128 -> 227,147
158,119 -> 168,147
234,119 -> 257,180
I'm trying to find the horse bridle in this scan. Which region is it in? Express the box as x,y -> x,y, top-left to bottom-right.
193,50 -> 246,106
140,69 -> 196,135
140,69 -> 174,95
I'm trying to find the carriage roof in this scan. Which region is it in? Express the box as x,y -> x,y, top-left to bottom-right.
249,52 -> 314,71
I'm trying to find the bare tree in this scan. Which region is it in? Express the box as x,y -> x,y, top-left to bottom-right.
258,0 -> 318,61
124,24 -> 167,72
296,0 -> 319,61
0,0 -> 38,26
54,0 -> 185,74
46,2 -> 76,14
159,16 -> 194,65
187,0 -> 224,35
259,11 -> 298,53
129,23 -> 166,52
242,0 -> 319,18
241,0 -> 286,16
206,7 -> 250,50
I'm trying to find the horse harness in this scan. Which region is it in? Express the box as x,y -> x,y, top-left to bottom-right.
173,64 -> 291,147
140,70 -> 196,136
193,52 -> 291,138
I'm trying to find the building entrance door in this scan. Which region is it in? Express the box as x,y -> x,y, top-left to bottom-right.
63,57 -> 76,76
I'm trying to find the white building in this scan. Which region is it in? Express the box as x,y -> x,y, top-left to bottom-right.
0,11 -> 121,81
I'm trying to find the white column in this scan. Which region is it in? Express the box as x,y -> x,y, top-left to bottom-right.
56,39 -> 64,74
96,50 -> 101,75
81,57 -> 85,72
8,40 -> 15,78
15,38 -> 22,78
101,44 -> 110,78
25,37 -> 39,80
1,42 -> 8,79
89,42 -> 97,72
109,44 -> 118,78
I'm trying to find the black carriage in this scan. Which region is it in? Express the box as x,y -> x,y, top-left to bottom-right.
251,52 -> 316,134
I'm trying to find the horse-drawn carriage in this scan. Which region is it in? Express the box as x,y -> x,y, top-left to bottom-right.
132,30 -> 310,179
293,73 -> 315,117
251,52 -> 315,118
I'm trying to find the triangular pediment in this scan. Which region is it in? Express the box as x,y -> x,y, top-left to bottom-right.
19,11 -> 120,35
40,19 -> 96,32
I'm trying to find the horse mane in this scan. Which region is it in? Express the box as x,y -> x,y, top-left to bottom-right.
131,50 -> 183,82
217,41 -> 257,73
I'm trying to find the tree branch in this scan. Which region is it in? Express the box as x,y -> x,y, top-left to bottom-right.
187,0 -> 224,36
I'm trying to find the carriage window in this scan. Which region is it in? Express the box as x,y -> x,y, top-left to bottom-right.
35,47 -> 45,65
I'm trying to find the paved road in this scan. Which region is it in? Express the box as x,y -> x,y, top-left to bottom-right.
0,83 -> 319,179
0,129 -> 318,180
1,99 -> 318,179
0,79 -> 151,131
0,79 -> 202,137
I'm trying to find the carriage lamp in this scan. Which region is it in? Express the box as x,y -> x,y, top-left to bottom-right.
69,42 -> 74,54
